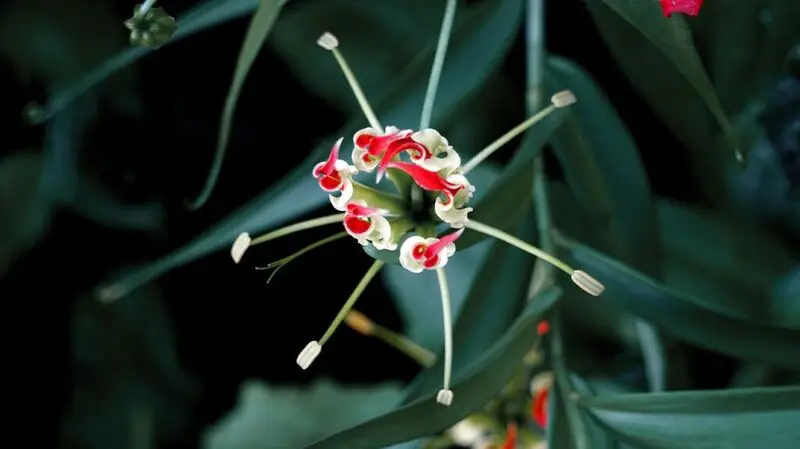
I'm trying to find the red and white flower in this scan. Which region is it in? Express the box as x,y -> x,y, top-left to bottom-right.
399,229 -> 464,273
312,137 -> 358,211
343,201 -> 396,250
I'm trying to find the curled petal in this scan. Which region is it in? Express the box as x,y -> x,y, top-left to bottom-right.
344,214 -> 374,245
435,201 -> 473,228
352,147 -> 379,172
376,137 -> 432,180
354,126 -> 410,156
425,228 -> 463,260
410,129 -> 461,172
369,215 -> 396,251
399,235 -> 431,273
313,137 -> 343,178
386,161 -> 460,194
329,178 -> 354,210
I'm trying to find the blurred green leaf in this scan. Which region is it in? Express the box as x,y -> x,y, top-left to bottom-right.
563,241 -> 800,369
187,0 -> 283,210
303,287 -> 561,449
62,286 -> 201,449
583,0 -> 731,202
99,0 -> 524,300
593,0 -> 739,157
382,164 -> 499,349
0,151 -> 53,276
691,0 -> 800,116
544,56 -> 659,274
202,379 -> 403,449
581,386 -> 800,449
402,211 -> 538,402
771,267 -> 800,331
657,199 -> 798,328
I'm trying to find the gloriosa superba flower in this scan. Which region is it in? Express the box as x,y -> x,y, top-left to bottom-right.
229,31 -> 604,407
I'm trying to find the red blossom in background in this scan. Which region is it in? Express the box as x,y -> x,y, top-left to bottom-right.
659,0 -> 704,17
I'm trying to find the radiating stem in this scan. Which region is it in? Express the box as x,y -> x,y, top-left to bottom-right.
329,48 -> 382,132
371,326 -> 437,367
138,0 -> 157,15
465,220 -> 574,275
436,267 -> 454,391
419,0 -> 458,130
251,213 -> 345,246
462,104 -> 556,174
319,260 -> 384,345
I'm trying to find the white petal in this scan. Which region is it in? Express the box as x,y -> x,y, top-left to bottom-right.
368,215 -> 396,250
435,200 -> 473,228
231,232 -> 251,263
352,147 -> 378,172
411,128 -> 448,149
399,235 -> 427,273
329,179 -> 354,211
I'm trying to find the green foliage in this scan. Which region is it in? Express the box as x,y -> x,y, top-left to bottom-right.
582,385 -> 800,449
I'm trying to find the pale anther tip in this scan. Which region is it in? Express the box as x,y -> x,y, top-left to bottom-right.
317,32 -> 339,51
551,90 -> 577,108
571,270 -> 605,296
231,232 -> 252,264
436,389 -> 454,406
296,341 -> 322,370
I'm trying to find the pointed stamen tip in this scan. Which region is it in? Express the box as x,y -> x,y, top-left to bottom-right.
345,310 -> 374,336
296,341 -> 322,369
317,32 -> 339,51
436,389 -> 454,406
551,90 -> 577,108
571,270 -> 604,296
231,232 -> 252,263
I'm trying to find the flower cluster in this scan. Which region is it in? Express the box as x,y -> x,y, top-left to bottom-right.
230,30 -> 604,408
311,125 -> 475,271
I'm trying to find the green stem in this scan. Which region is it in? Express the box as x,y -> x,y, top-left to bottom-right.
419,0 -> 458,130
319,260 -> 385,345
465,220 -> 574,274
251,213 -> 345,246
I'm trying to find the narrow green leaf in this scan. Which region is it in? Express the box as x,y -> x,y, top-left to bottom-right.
187,0 -> 283,210
597,0 -> 740,159
563,241 -> 800,368
544,56 -> 659,275
581,386 -> 800,449
657,199 -> 798,329
303,287 -> 562,449
583,0 -> 732,202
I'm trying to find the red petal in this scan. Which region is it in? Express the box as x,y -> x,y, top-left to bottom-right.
659,0 -> 702,17
424,228 -> 464,260
411,243 -> 427,261
346,202 -> 384,217
385,161 -> 460,193
356,129 -> 412,156
318,172 -> 343,191
377,137 -> 431,179
501,422 -> 518,449
344,215 -> 372,235
532,388 -> 549,428
314,138 -> 343,177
